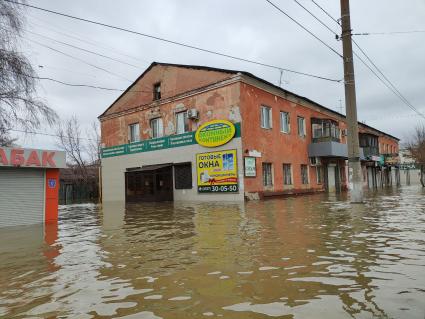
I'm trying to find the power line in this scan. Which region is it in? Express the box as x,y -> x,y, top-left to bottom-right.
4,0 -> 341,82
264,0 -> 343,58
24,37 -> 133,82
27,14 -> 151,65
307,0 -> 425,120
25,29 -> 141,69
310,0 -> 339,25
353,30 -> 425,36
8,128 -> 96,141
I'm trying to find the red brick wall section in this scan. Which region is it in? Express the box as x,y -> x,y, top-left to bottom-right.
103,64 -> 235,117
45,168 -> 59,223
239,83 -> 348,195
101,82 -> 241,147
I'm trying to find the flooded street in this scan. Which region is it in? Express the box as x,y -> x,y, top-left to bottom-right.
1,187 -> 425,319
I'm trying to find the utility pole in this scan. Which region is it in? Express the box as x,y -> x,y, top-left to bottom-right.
340,0 -> 363,203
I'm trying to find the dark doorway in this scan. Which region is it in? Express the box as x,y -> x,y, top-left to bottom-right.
125,164 -> 173,202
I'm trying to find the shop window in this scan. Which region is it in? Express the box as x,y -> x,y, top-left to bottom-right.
174,163 -> 192,189
297,116 -> 306,137
283,164 -> 292,185
262,163 -> 273,186
176,111 -> 189,134
316,166 -> 323,184
301,164 -> 309,184
128,123 -> 140,143
261,106 -> 272,129
280,111 -> 290,133
150,118 -> 163,138
153,83 -> 161,100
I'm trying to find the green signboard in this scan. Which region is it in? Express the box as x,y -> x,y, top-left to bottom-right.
101,122 -> 241,158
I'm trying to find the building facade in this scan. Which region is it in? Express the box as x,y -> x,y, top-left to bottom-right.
99,62 -> 399,202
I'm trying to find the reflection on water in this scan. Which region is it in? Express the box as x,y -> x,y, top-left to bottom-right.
1,187 -> 425,318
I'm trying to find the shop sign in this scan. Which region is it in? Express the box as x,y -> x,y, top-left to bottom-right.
195,120 -> 235,148
244,157 -> 256,177
196,149 -> 238,193
101,123 -> 241,158
0,147 -> 66,168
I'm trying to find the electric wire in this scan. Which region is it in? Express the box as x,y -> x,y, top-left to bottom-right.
27,14 -> 151,65
3,0 -> 341,82
25,29 -> 141,69
305,0 -> 425,120
24,37 -> 133,82
353,30 -> 425,36
264,0 -> 343,58
8,129 -> 96,141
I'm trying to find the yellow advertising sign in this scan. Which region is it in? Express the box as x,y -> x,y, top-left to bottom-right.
196,149 -> 238,193
195,120 -> 236,148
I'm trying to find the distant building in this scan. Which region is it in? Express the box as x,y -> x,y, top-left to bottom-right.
99,62 -> 399,202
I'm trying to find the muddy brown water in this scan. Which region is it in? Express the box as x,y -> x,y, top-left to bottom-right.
1,187 -> 425,319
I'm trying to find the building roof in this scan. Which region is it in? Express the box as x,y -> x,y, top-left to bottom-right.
99,61 -> 399,141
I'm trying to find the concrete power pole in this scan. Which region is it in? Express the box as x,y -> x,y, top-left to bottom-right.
340,0 -> 363,203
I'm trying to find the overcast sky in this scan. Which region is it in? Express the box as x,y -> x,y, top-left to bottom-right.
13,0 -> 425,149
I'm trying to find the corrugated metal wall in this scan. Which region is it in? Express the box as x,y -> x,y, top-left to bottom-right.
0,168 -> 44,227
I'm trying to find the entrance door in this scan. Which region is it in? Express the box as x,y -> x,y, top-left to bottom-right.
327,164 -> 336,192
125,166 -> 173,202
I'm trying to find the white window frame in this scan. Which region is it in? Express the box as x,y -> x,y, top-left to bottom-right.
283,164 -> 292,185
175,111 -> 189,134
301,164 -> 309,184
297,116 -> 306,137
261,106 -> 272,129
280,111 -> 290,133
150,118 -> 163,138
128,123 -> 140,143
262,162 -> 273,186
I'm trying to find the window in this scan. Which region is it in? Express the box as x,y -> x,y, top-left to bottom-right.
283,164 -> 292,185
262,163 -> 273,186
297,116 -> 306,137
153,83 -> 161,100
301,164 -> 309,184
176,111 -> 189,134
280,111 -> 290,133
261,106 -> 272,129
128,123 -> 140,143
316,166 -> 323,184
174,163 -> 192,189
150,118 -> 163,138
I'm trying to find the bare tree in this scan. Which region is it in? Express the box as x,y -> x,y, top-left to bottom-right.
56,116 -> 89,181
406,125 -> 425,187
86,121 -> 101,165
1,0 -> 57,146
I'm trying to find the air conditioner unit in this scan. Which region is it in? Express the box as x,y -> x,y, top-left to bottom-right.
309,157 -> 321,166
187,109 -> 199,119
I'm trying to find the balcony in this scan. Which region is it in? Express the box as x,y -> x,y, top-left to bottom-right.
308,141 -> 365,159
362,146 -> 379,158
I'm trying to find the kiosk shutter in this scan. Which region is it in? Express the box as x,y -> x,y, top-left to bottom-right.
0,168 -> 44,228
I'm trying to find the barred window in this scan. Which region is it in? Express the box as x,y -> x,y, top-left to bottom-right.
301,164 -> 309,184
174,163 -> 192,189
283,164 -> 292,185
262,163 -> 273,186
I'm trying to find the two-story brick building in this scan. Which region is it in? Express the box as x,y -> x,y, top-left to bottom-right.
99,62 -> 399,202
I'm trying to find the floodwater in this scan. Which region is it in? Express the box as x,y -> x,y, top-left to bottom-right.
1,187 -> 425,319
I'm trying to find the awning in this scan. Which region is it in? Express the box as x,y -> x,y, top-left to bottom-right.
126,163 -> 173,172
